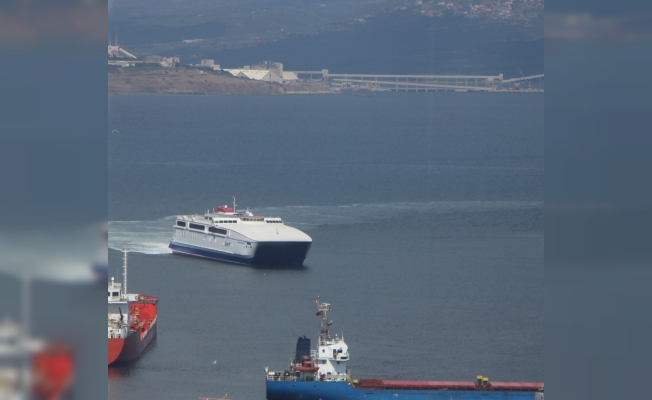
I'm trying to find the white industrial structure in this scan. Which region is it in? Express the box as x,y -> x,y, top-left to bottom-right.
199,59 -> 221,70
225,69 -> 284,83
160,57 -> 180,67
282,71 -> 299,81
108,45 -> 137,59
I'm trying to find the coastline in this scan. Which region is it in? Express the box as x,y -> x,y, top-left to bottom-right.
108,67 -> 336,95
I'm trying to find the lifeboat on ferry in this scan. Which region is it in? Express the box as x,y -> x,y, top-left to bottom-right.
291,355 -> 319,373
217,205 -> 235,213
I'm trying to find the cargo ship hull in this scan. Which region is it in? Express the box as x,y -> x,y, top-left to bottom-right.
266,300 -> 543,400
266,381 -> 543,400
108,317 -> 157,365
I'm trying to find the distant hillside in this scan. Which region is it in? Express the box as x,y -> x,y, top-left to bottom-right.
109,1 -> 543,78
161,13 -> 543,78
109,0 -> 392,47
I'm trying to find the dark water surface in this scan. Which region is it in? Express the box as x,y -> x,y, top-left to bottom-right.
108,92 -> 543,400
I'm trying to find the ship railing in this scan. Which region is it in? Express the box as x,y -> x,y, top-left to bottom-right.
324,373 -> 349,382
266,374 -> 299,382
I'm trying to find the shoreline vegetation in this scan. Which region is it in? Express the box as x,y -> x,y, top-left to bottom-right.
108,66 -> 335,95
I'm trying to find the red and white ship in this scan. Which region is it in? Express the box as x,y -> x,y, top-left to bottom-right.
0,319 -> 74,400
108,250 -> 158,365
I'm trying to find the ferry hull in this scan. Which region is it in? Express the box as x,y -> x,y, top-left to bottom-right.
253,242 -> 311,265
169,241 -> 311,266
108,318 -> 157,365
266,381 -> 543,400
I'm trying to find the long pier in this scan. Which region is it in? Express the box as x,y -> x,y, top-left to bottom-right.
293,70 -> 544,92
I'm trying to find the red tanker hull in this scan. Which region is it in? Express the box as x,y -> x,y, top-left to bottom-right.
108,296 -> 158,366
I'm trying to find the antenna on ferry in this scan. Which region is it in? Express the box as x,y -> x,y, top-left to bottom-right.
122,249 -> 129,297
233,196 -> 237,213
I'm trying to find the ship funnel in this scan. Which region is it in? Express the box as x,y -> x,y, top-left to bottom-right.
294,336 -> 311,364
477,375 -> 483,388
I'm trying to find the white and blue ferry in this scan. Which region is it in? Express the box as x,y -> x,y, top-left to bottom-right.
169,200 -> 312,266
266,300 -> 544,400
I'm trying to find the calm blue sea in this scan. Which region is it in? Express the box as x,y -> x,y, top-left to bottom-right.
108,92 -> 543,400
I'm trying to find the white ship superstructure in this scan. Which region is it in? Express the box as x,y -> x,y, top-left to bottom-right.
267,299 -> 350,383
169,200 -> 312,266
312,300 -> 349,381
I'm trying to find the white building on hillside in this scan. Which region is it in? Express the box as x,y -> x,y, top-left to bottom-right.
225,69 -> 284,83
282,71 -> 299,81
161,57 -> 180,67
108,45 -> 136,59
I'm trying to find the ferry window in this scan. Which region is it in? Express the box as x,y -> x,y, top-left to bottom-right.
189,223 -> 205,231
209,227 -> 227,235
113,292 -> 119,297
176,221 -> 186,227
107,292 -> 110,296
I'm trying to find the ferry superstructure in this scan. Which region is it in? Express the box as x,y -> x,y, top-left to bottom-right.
266,300 -> 544,400
169,201 -> 312,266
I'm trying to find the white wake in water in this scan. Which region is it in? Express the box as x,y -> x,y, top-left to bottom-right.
252,200 -> 542,230
109,216 -> 176,254
109,201 -> 542,253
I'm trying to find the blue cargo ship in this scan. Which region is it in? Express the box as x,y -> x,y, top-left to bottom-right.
266,300 -> 543,400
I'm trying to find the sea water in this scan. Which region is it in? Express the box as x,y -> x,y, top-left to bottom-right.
108,92 -> 543,400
